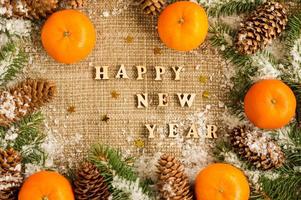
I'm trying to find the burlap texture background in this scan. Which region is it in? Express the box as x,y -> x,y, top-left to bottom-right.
28,0 -> 226,162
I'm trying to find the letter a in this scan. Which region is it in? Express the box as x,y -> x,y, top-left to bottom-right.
116,64 -> 129,79
186,124 -> 199,138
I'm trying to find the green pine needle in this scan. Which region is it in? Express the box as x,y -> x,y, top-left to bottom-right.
209,22 -> 255,117
207,0 -> 264,17
260,167 -> 301,200
88,144 -> 154,199
209,22 -> 252,68
111,189 -> 131,200
283,12 -> 301,48
0,41 -> 27,86
0,112 -> 46,165
209,4 -> 301,200
168,0 -> 264,17
284,81 -> 301,127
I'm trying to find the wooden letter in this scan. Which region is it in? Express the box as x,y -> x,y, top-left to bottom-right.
158,93 -> 168,107
177,93 -> 196,108
95,66 -> 109,80
136,66 -> 147,80
186,124 -> 199,139
168,124 -> 179,138
206,125 -> 218,139
172,66 -> 184,81
155,66 -> 166,81
145,124 -> 156,139
116,64 -> 129,79
137,93 -> 148,108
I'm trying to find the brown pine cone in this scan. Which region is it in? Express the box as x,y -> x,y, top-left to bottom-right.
73,162 -> 110,200
59,0 -> 86,9
157,154 -> 193,200
0,148 -> 23,200
0,79 -> 56,127
236,1 -> 288,55
1,0 -> 59,19
230,126 -> 285,170
139,0 -> 165,16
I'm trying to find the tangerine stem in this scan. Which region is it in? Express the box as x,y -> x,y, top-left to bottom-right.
271,99 -> 277,104
63,31 -> 71,37
178,17 -> 184,24
42,196 -> 49,200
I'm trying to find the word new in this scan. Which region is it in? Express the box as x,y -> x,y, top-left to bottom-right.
94,65 -> 184,80
146,124 -> 218,139
137,93 -> 196,108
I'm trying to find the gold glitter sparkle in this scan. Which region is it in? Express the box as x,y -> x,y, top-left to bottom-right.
67,106 -> 76,113
125,35 -> 134,43
134,139 -> 145,148
111,90 -> 120,99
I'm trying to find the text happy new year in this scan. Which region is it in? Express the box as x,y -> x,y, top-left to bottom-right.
94,65 -> 218,139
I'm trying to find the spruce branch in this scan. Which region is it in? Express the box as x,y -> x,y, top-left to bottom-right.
210,22 -> 284,118
88,144 -> 154,200
209,22 -> 255,117
283,12 -> 301,48
0,40 -> 27,86
260,167 -> 301,200
284,81 -> 301,127
0,112 -> 46,165
286,123 -> 301,147
207,0 -> 265,17
209,22 -> 252,68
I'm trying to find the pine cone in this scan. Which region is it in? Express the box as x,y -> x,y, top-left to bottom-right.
157,154 -> 193,200
0,79 -> 56,127
139,0 -> 165,16
0,148 -> 23,200
59,0 -> 86,9
230,126 -> 285,170
73,162 -> 110,200
1,0 -> 59,19
236,1 -> 288,55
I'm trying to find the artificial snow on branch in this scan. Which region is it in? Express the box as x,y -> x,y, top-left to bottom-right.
210,9 -> 301,198
0,42 -> 27,86
0,17 -> 31,86
88,144 -> 154,200
0,111 -> 46,165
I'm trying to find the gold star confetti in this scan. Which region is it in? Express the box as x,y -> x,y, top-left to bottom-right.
202,91 -> 210,99
102,114 -> 110,123
111,90 -> 120,99
67,106 -> 76,113
134,139 -> 145,148
125,35 -> 134,43
154,47 -> 162,55
199,75 -> 208,84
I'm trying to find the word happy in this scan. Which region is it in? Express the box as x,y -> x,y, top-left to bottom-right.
94,65 -> 218,139
94,65 -> 184,81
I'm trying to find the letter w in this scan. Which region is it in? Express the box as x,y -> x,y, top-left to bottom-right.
177,93 -> 196,108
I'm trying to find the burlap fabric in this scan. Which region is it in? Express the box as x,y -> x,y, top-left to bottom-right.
28,0 -> 226,162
